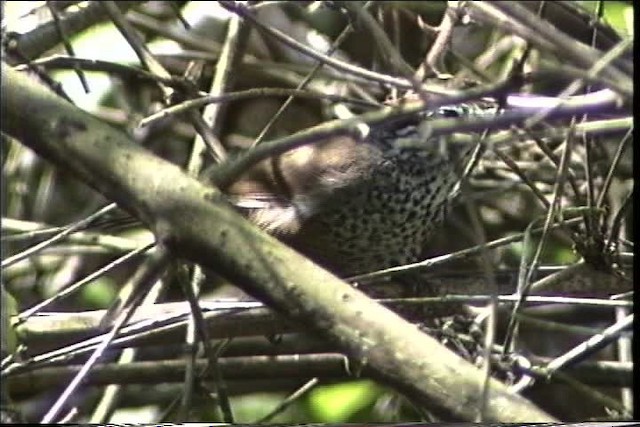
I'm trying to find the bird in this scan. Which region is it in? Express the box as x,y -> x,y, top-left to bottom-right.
227,104 -> 488,277
99,102 -> 493,327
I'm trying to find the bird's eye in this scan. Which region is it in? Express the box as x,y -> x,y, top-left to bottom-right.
437,107 -> 462,118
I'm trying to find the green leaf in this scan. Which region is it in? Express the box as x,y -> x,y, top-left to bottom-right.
578,1 -> 634,37
308,380 -> 381,422
80,277 -> 118,309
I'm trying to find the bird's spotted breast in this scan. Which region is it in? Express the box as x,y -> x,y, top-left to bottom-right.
296,126 -> 466,275
232,103 -> 490,277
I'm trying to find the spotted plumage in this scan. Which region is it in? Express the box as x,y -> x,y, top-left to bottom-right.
230,105 -> 490,276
